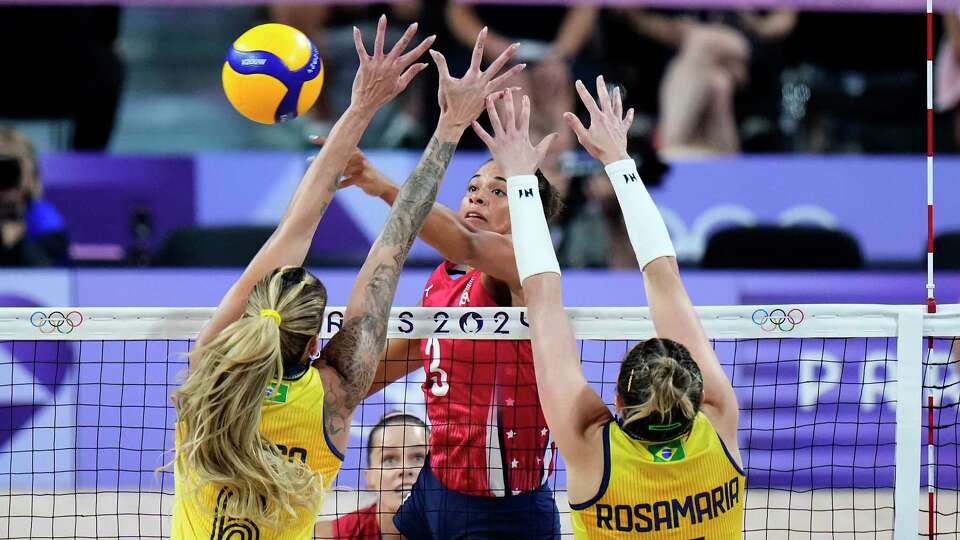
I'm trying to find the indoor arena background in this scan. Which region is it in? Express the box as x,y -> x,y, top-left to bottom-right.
2,0 -> 960,539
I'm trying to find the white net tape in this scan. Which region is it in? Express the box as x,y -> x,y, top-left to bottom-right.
3,304 -> 959,341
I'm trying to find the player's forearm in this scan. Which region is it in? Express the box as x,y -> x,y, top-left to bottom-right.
350,135 -> 457,318
366,339 -> 422,397
551,6 -> 599,58
377,189 -> 481,267
526,273 -> 609,438
377,183 -> 475,261
376,130 -> 460,266
527,276 -> 575,385
373,124 -> 477,264
281,105 -> 376,240
642,258 -> 711,356
328,135 -> 458,405
642,257 -> 728,400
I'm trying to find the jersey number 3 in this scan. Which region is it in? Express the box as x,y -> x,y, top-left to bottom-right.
424,337 -> 449,397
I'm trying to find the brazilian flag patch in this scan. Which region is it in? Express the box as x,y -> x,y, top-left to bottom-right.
265,383 -> 288,403
647,441 -> 685,462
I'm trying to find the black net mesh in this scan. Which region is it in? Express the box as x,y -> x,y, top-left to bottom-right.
0,334 -> 952,538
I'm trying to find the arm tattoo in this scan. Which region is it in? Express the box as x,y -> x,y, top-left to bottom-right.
322,136 -> 457,426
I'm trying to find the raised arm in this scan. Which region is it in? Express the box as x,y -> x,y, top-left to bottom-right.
365,337 -> 424,398
335,147 -> 521,288
316,30 -> 523,447
195,18 -> 434,353
565,76 -> 739,445
473,90 -> 609,465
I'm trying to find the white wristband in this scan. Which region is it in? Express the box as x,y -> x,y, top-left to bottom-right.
506,175 -> 561,284
604,159 -> 676,270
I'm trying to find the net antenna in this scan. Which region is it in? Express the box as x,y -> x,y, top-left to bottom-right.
926,1 -> 937,538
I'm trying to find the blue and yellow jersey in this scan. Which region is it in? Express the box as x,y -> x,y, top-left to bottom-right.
570,413 -> 745,539
172,366 -> 344,540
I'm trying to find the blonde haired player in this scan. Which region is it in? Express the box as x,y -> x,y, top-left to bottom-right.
472,82 -> 744,538
169,18 -> 520,539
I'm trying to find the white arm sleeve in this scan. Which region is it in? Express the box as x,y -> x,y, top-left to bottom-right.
604,158 -> 676,270
506,175 -> 561,285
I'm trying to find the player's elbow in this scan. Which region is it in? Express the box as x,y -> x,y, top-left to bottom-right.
454,231 -> 484,267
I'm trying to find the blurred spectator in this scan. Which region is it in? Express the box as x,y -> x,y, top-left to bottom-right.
937,11 -> 960,150
557,136 -> 668,269
0,127 -> 69,266
780,12 -> 924,153
618,9 -> 796,156
270,3 -> 422,146
0,7 -> 123,150
317,412 -> 428,539
446,3 -> 598,158
557,170 -> 636,269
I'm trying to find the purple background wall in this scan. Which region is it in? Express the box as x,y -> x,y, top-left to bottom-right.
38,152 -> 960,266
2,269 -> 959,493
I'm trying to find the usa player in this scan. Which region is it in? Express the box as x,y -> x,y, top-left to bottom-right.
476,82 -> 744,538
337,51 -> 563,540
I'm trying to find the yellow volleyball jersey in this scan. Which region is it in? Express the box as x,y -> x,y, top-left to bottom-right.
171,366 -> 344,540
570,413 -> 745,539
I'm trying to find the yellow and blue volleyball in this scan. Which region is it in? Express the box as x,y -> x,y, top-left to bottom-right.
222,23 -> 324,124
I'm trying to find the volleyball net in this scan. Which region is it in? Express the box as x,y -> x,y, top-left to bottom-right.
0,305 -> 958,539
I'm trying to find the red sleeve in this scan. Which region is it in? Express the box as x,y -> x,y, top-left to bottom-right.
331,504 -> 380,539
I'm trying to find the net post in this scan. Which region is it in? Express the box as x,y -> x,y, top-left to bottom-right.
894,306 -> 923,539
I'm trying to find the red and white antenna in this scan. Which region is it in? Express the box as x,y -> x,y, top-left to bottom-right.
926,1 -> 936,537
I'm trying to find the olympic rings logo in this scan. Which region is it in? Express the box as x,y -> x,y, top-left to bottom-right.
30,311 -> 84,334
752,308 -> 804,332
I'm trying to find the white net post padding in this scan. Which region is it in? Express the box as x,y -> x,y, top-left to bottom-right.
1,303 -> 959,539
895,308 -> 922,539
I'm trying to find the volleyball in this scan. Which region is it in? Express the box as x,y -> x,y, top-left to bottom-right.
222,23 -> 324,124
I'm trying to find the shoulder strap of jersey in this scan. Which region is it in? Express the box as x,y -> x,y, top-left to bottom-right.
569,419 -> 614,510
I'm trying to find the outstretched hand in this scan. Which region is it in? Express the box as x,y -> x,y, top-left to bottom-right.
350,15 -> 436,113
472,89 -> 557,178
563,76 -> 634,165
431,27 -> 526,134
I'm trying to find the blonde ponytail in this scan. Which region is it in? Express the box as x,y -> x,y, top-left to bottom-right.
617,338 -> 703,441
169,266 -> 327,527
622,355 -> 696,425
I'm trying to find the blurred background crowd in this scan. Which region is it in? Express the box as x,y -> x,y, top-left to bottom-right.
0,1 -> 957,273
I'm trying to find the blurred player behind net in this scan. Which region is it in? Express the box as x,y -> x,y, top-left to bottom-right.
473,81 -> 744,538
318,412 -> 429,539
336,34 -> 563,539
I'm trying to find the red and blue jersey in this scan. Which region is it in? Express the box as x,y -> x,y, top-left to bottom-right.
420,261 -> 555,497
